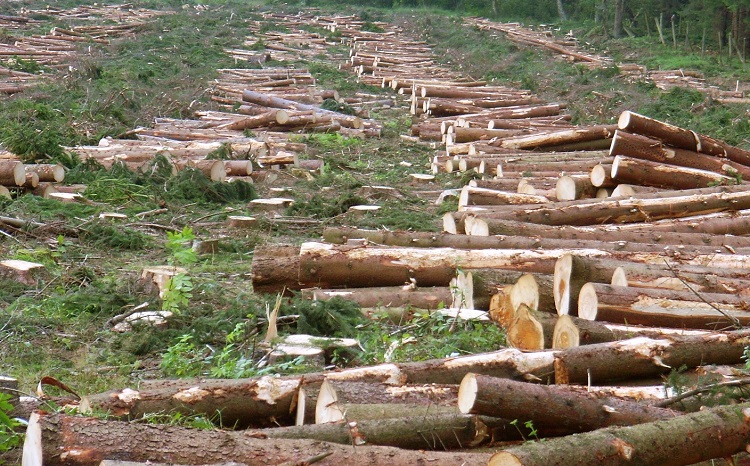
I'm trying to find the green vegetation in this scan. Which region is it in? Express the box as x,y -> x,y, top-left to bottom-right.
2,6 -> 750,461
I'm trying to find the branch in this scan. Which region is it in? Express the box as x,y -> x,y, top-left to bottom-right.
655,378 -> 750,408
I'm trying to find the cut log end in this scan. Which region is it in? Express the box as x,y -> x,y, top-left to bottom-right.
457,372 -> 478,414
577,282 -> 599,321
507,304 -> 544,351
617,110 -> 633,130
553,254 -> 573,316
552,314 -> 580,349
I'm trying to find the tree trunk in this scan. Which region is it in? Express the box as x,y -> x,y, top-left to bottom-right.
458,373 -> 679,434
23,412 -> 492,466
0,160 -> 25,186
553,254 -> 591,316
498,125 -> 617,150
80,375 -> 300,428
488,402 -> 750,466
577,282 -> 750,329
553,329 -> 750,385
458,186 -> 549,208
250,244 -> 301,294
611,155 -> 732,190
303,286 -> 451,310
612,0 -> 625,38
296,241 -> 608,290
241,89 -> 364,129
555,174 -> 598,201
556,0 -> 568,21
617,111 -> 750,166
610,130 -> 750,179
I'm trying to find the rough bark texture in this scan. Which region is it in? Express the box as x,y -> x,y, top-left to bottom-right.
250,244 -> 301,293
80,375 -> 300,428
27,412 -> 492,466
489,402 -> 750,466
458,373 -> 679,434
554,330 -> 750,385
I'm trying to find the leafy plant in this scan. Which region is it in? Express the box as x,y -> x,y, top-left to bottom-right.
0,393 -> 22,453
162,274 -> 194,315
166,226 -> 198,266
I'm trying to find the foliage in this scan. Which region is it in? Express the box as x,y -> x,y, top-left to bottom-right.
166,227 -> 198,266
163,169 -> 256,204
0,393 -> 22,453
161,274 -> 194,315
80,223 -> 153,250
287,297 -> 367,337
357,312 -> 506,364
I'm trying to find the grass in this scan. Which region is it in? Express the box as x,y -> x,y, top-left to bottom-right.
3,1 -> 750,441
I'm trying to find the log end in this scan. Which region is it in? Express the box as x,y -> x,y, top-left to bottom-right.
577,282 -> 599,321
457,372 -> 478,414
489,451 -> 523,466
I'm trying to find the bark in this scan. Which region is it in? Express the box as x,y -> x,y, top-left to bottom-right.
488,402 -> 750,466
611,155 -> 732,190
25,163 -> 65,182
618,110 -> 750,166
0,159 -> 25,186
610,130 -> 750,179
313,380 -> 458,424
589,163 -> 615,188
24,412 -> 492,466
553,329 -> 750,385
303,286 -> 451,310
245,412 -> 499,450
555,174 -> 598,201
465,216 -> 750,252
577,282 -> 750,329
0,259 -> 46,286
80,375 -> 300,428
241,90 -> 364,129
506,304 -> 545,351
502,183 -> 750,226
498,125 -> 617,150
296,241 -> 609,290
250,244 -> 301,294
458,186 -> 549,208
553,253 -> 591,316
458,373 -> 679,434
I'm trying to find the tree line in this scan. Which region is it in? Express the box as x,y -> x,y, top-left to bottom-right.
344,0 -> 750,59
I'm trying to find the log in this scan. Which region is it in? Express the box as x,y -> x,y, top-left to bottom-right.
250,244 -> 301,294
458,373 -> 679,434
247,413 -> 493,450
313,379 -> 458,425
611,155 -> 732,190
553,254 -> 591,316
79,375 -> 300,428
577,282 -> 750,329
498,125 -> 617,150
610,130 -> 750,179
555,174 -> 597,201
303,286 -> 451,310
589,163 -> 615,188
500,183 -> 750,226
25,163 -> 65,182
242,89 -> 364,129
0,159 -> 25,186
551,314 -> 579,349
553,330 -> 750,385
296,241 -> 608,290
506,304 -> 544,351
23,412 -> 492,466
488,402 -> 750,466
458,186 -> 549,208
618,110 -> 750,166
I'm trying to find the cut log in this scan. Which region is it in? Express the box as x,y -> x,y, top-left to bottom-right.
23,412 -> 492,466
488,401 -> 750,466
506,304 -> 545,351
79,375 -> 300,428
618,110 -> 750,166
304,286 -> 451,310
313,379 -> 458,425
610,130 -> 750,179
0,159 -> 25,186
553,253 -> 592,316
0,259 -> 46,285
553,329 -> 750,385
589,163 -> 615,188
577,282 -> 750,329
555,174 -> 597,201
611,155 -> 732,189
498,125 -> 617,150
250,244 -> 300,294
552,314 -> 580,349
458,373 -> 679,434
296,241 -> 609,290
458,186 -> 549,208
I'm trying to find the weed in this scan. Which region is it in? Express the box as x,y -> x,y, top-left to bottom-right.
0,393 -> 22,453
166,227 -> 198,266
